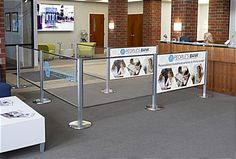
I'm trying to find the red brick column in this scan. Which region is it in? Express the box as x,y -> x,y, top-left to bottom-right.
208,0 -> 230,44
108,0 -> 128,48
0,0 -> 6,82
143,0 -> 161,46
171,0 -> 198,42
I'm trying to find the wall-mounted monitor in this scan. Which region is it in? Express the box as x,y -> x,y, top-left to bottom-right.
37,3 -> 74,31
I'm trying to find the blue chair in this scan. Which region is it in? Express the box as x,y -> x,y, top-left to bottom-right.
0,82 -> 11,97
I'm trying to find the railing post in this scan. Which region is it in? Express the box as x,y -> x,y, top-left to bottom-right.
199,51 -> 210,99
146,46 -> 163,111
74,43 -> 78,82
13,45 -> 27,89
16,45 -> 20,88
33,50 -> 51,105
69,58 -> 92,130
101,48 -> 114,94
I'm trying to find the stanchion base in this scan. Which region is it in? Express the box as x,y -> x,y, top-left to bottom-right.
198,93 -> 213,99
33,98 -> 52,105
12,85 -> 27,89
198,94 -> 210,99
145,105 -> 164,111
69,120 -> 92,130
101,89 -> 114,94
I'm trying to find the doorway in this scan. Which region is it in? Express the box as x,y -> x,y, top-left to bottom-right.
128,14 -> 143,47
90,14 -> 104,54
4,0 -> 34,69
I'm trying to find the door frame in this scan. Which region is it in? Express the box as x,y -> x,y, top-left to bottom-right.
88,13 -> 105,47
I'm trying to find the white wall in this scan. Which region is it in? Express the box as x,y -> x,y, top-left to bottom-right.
229,0 -> 236,39
197,4 -> 209,40
161,1 -> 171,41
78,2 -> 108,47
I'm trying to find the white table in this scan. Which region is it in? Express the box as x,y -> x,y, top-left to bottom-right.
0,96 -> 45,153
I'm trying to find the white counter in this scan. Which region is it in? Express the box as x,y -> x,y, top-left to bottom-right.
0,96 -> 45,153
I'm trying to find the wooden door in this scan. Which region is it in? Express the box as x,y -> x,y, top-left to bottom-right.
90,14 -> 104,54
128,14 -> 143,47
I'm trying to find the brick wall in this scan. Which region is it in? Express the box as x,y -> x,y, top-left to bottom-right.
0,0 -> 6,82
208,0 -> 230,44
143,0 -> 161,46
171,0 -> 198,42
108,0 -> 128,48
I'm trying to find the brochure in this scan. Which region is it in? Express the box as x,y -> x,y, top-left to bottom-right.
1,110 -> 35,119
0,99 -> 13,106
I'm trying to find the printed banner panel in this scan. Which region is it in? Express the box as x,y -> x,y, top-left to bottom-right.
157,51 -> 206,93
110,46 -> 156,57
110,56 -> 154,80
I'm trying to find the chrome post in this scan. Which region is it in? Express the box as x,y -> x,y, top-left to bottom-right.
74,43 -> 78,82
69,58 -> 92,129
101,48 -> 114,94
13,45 -> 26,89
33,50 -> 51,105
146,46 -> 163,111
199,51 -> 210,99
16,45 -> 20,88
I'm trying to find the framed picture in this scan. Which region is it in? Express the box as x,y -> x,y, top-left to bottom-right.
11,12 -> 18,32
5,13 -> 11,32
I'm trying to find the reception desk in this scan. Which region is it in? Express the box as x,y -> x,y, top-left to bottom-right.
159,41 -> 236,96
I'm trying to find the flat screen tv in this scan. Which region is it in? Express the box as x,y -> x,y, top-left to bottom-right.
37,3 -> 74,31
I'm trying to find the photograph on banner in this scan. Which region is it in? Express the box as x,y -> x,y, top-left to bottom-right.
110,56 -> 153,80
157,51 -> 206,93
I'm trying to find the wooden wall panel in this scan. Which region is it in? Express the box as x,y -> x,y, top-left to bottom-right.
211,48 -> 225,62
224,48 -> 235,63
231,64 -> 236,96
207,61 -> 214,90
205,47 -> 214,61
182,45 -> 190,52
159,43 -> 171,54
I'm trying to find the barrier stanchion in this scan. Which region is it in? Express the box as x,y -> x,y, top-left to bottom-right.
33,50 -> 52,105
69,58 -> 92,129
101,48 -> 114,94
199,51 -> 210,98
16,45 -> 20,88
74,43 -> 78,82
145,53 -> 163,111
12,45 -> 27,89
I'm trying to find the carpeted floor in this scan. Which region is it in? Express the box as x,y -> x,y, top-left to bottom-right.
0,87 -> 235,159
19,71 -> 62,82
18,71 -> 100,83
44,76 -> 153,107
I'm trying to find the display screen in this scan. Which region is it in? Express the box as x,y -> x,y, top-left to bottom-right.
37,3 -> 74,31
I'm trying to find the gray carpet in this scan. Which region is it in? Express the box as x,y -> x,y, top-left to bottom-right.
0,87 -> 235,159
19,71 -> 99,83
44,76 -> 153,107
19,71 -> 62,82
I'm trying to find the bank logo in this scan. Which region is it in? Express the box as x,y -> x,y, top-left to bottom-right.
168,55 -> 174,62
120,49 -> 126,55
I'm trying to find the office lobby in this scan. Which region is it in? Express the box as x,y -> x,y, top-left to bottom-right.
0,0 -> 236,159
